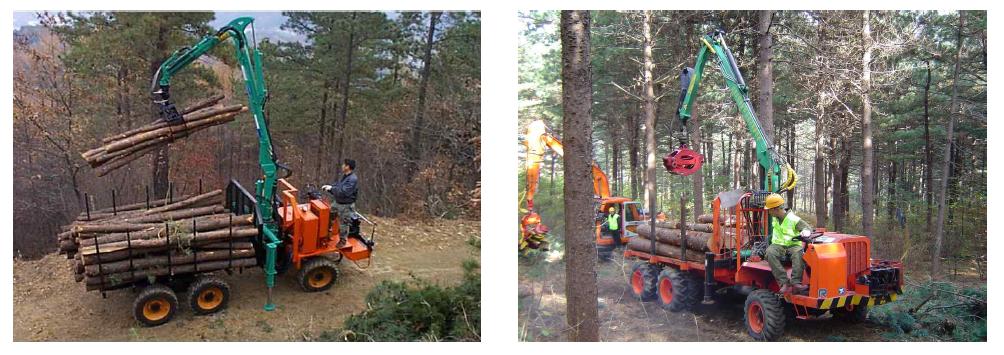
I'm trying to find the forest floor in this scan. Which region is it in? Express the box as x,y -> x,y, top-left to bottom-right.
14,217 -> 480,341
518,248 -> 943,342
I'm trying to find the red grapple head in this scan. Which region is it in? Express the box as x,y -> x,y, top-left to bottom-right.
663,144 -> 703,176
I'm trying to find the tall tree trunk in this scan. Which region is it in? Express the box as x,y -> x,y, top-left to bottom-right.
756,10 -> 775,144
316,81 -> 331,176
151,22 -> 170,199
628,105 -> 640,200
814,94 -> 827,226
639,13 -> 663,310
923,60 -> 934,232
611,125 -> 621,196
932,11 -> 966,277
641,10 -> 658,214
559,10 -> 598,342
409,11 -> 441,168
860,10 -> 875,237
335,13 -> 358,168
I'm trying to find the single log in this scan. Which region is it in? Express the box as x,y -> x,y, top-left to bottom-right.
74,193 -> 222,223
78,214 -> 253,247
78,205 -> 224,226
199,241 -> 254,250
626,237 -> 706,262
76,195 -> 184,221
85,257 -> 258,290
98,94 -> 225,144
84,249 -> 255,276
653,221 -> 714,233
79,227 -> 258,257
696,214 -> 738,225
143,190 -> 223,215
636,225 -> 715,252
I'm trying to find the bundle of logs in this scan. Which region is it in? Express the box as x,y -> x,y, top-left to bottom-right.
627,214 -> 737,262
56,189 -> 258,291
80,94 -> 248,176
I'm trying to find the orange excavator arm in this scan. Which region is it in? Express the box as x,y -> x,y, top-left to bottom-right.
524,119 -> 611,212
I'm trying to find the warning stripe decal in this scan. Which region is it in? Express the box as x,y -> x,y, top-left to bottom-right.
817,293 -> 897,309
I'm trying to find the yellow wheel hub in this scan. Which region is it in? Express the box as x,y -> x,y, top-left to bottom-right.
197,286 -> 224,310
308,269 -> 333,288
143,299 -> 171,321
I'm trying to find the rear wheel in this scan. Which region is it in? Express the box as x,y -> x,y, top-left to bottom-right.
133,284 -> 178,327
832,304 -> 869,323
744,289 -> 786,341
629,262 -> 658,301
188,275 -> 231,315
656,269 -> 701,312
298,257 -> 339,292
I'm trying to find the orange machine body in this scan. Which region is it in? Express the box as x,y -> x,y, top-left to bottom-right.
594,197 -> 645,247
624,191 -> 903,317
275,179 -> 372,269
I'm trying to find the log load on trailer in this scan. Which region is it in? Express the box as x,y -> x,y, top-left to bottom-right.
624,190 -> 904,341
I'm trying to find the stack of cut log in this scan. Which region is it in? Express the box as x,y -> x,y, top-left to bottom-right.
627,215 -> 737,262
80,94 -> 248,176
56,189 -> 258,291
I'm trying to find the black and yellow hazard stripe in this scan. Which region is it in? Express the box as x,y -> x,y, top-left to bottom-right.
816,293 -> 898,309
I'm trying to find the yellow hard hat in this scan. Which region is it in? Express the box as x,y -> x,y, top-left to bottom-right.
765,193 -> 785,209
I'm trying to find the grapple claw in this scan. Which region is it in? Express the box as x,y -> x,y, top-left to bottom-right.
663,144 -> 703,176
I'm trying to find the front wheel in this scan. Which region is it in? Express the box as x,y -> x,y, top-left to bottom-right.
298,257 -> 339,292
744,289 -> 786,341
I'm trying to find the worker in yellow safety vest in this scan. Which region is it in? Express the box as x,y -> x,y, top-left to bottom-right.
602,206 -> 622,246
764,193 -> 813,294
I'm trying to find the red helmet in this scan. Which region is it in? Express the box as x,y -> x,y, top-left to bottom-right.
663,144 -> 703,176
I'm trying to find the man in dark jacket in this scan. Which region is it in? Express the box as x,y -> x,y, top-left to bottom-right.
322,159 -> 358,246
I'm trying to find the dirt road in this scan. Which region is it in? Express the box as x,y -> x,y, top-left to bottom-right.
14,217 -> 479,341
519,250 -> 893,342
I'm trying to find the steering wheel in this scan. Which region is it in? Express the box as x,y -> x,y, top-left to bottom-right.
797,232 -> 825,243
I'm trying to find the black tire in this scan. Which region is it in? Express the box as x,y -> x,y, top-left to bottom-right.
629,262 -> 658,301
597,244 -> 615,262
656,268 -> 702,312
832,304 -> 869,324
187,275 -> 231,315
744,289 -> 786,341
133,284 -> 179,327
298,257 -> 339,292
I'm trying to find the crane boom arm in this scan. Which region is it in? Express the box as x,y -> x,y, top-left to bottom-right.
676,31 -> 795,193
524,120 -> 611,211
151,17 -> 283,311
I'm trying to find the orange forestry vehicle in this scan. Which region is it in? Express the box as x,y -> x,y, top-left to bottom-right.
624,190 -> 904,341
519,120 -> 646,260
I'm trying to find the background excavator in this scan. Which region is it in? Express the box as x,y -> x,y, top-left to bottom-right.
520,120 -> 645,260
137,16 -> 375,321
624,30 -> 902,341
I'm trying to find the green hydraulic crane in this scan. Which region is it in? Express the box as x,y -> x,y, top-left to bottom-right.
668,30 -> 796,193
152,17 -> 287,311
